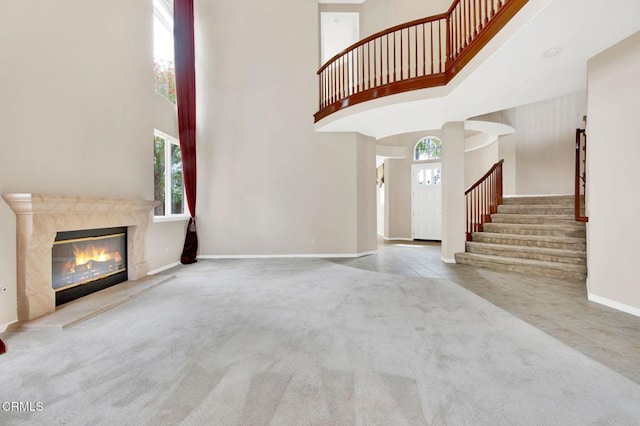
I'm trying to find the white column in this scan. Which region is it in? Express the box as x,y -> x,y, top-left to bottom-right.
441,121 -> 466,263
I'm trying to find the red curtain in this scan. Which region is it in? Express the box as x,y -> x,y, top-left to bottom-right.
174,0 -> 198,264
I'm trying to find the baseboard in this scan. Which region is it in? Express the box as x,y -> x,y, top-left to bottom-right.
383,237 -> 413,241
1,320 -> 18,333
441,257 -> 457,264
587,293 -> 640,318
199,250 -> 377,260
505,193 -> 573,197
147,262 -> 181,275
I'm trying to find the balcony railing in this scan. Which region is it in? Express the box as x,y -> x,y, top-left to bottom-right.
315,0 -> 529,122
575,128 -> 588,222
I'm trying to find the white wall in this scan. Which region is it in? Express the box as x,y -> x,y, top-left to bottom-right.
464,142 -> 499,188
0,0 -> 185,328
586,31 -> 640,314
508,92 -> 586,195
194,0 -> 376,257
360,0 -> 451,38
471,92 -> 587,195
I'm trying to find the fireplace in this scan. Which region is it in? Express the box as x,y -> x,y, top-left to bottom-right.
52,227 -> 128,305
2,193 -> 157,322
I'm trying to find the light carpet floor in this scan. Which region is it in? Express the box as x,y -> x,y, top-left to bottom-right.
1,258 -> 640,425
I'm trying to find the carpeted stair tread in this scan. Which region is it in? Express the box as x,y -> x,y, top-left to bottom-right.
465,241 -> 586,265
482,223 -> 585,237
455,252 -> 587,280
502,195 -> 581,205
498,204 -> 575,214
491,213 -> 578,224
473,232 -> 586,244
456,252 -> 586,271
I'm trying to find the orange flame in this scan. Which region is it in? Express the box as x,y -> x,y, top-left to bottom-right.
72,244 -> 122,269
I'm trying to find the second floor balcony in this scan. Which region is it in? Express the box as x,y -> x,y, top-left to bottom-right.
314,0 -> 640,139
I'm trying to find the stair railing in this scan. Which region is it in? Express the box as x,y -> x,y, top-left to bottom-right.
465,159 -> 504,241
315,0 -> 529,122
575,129 -> 588,222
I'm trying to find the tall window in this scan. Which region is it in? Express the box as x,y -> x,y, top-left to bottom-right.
154,131 -> 185,217
414,136 -> 442,161
153,0 -> 176,103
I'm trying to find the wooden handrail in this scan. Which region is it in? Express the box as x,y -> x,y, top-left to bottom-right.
465,159 -> 504,241
315,0 -> 529,122
575,129 -> 588,222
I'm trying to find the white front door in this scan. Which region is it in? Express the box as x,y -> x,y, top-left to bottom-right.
412,163 -> 442,240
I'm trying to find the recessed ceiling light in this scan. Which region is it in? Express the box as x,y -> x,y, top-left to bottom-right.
544,47 -> 562,58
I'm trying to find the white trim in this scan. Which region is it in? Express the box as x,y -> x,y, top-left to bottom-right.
147,261 -> 181,275
464,135 -> 498,153
154,130 -> 187,218
587,293 -> 640,318
441,256 -> 457,264
383,237 -> 413,241
1,320 -> 18,333
153,215 -> 190,223
198,251 -> 377,260
413,159 -> 442,164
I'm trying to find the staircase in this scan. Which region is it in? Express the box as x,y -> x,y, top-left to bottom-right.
455,195 -> 587,281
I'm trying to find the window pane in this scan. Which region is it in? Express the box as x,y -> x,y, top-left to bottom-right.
432,168 -> 441,185
415,137 -> 442,161
415,140 -> 425,161
153,1 -> 176,103
170,143 -> 184,215
153,135 -> 166,216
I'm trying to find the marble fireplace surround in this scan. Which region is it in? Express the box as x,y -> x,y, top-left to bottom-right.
2,193 -> 157,322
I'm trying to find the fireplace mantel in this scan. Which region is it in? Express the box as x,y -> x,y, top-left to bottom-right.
2,193 -> 157,322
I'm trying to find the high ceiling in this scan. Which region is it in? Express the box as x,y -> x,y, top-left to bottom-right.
315,0 -> 640,139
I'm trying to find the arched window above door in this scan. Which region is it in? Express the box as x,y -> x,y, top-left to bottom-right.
414,136 -> 442,161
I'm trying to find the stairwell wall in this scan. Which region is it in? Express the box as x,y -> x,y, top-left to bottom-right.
586,31 -> 640,315
464,140 -> 499,188
472,92 -> 586,195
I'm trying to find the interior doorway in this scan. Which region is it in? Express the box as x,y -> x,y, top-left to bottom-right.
320,12 -> 359,64
411,162 -> 442,240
